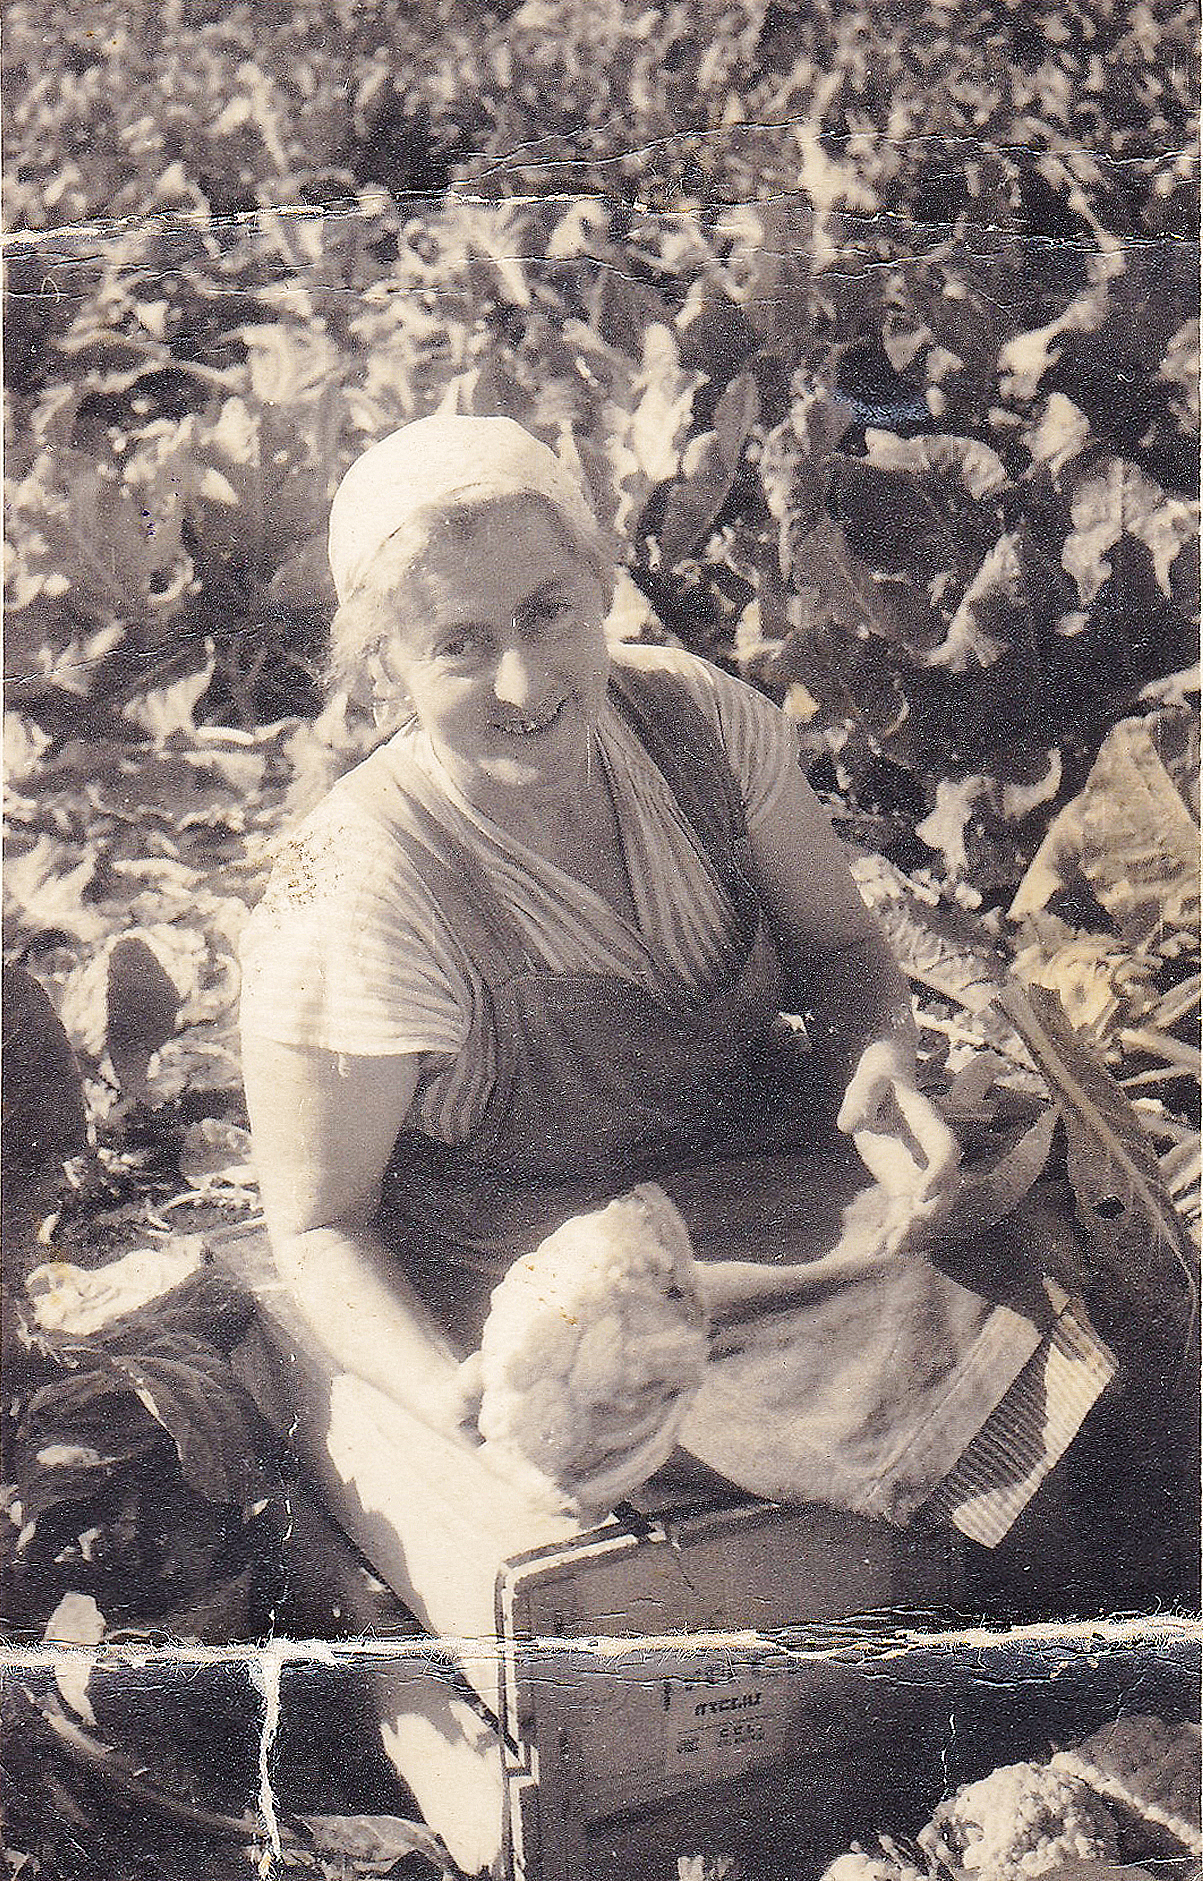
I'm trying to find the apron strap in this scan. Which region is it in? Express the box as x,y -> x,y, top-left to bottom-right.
607,661 -> 754,895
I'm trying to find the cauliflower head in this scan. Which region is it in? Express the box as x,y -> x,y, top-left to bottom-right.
920,1760 -> 1120,1881
477,1183 -> 709,1514
1052,1714 -> 1202,1856
819,1850 -> 927,1881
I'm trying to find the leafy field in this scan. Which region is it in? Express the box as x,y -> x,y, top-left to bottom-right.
3,2 -> 1200,1876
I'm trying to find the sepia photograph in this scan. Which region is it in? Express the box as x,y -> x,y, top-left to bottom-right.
2,2 -> 1200,1876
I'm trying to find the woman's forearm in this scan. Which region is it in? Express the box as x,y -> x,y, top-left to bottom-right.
746,767 -> 918,1097
784,928 -> 917,1098
270,1219 -> 466,1426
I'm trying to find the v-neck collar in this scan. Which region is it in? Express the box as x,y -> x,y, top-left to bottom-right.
403,713 -> 653,953
378,678 -> 747,1004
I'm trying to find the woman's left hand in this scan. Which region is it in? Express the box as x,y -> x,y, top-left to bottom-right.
838,1040 -> 961,1251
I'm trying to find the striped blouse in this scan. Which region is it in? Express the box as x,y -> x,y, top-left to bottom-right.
238,644 -> 801,1144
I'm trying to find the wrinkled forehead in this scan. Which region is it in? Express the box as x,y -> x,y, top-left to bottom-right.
369,490 -> 603,608
405,496 -> 598,619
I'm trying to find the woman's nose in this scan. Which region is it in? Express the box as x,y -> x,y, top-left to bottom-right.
493,644 -> 536,705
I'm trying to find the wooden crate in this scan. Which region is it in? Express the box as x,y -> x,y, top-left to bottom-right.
495,1506 -> 962,1881
491,1591 -> 1194,1881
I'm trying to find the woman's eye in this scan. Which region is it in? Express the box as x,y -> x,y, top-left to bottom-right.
534,597 -> 571,627
435,632 -> 481,661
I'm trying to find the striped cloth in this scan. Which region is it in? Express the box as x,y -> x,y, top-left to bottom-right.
926,1281 -> 1116,1547
239,644 -> 802,1144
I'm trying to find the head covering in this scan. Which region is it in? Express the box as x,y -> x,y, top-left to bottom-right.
327,413 -> 600,606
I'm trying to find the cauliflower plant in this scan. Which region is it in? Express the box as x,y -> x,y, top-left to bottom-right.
477,1183 -> 709,1514
919,1760 -> 1120,1881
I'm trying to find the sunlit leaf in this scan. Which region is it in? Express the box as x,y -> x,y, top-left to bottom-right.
1013,934 -> 1158,1037
237,324 -> 344,408
1024,392 -> 1091,476
1011,713 -> 1201,942
196,466 -> 240,506
27,1241 -> 208,1338
298,1814 -> 464,1878
627,324 -> 702,487
850,854 -> 1005,1016
178,1118 -> 254,1185
45,1592 -> 106,1724
3,837 -> 105,944
996,280 -> 1109,402
1062,457 -> 1195,604
862,431 -> 1008,501
4,710 -> 52,781
33,624 -> 128,697
925,534 -> 1021,672
121,643 -> 216,743
915,775 -> 991,878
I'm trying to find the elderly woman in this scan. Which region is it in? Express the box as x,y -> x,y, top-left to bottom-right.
239,414 -> 1117,1566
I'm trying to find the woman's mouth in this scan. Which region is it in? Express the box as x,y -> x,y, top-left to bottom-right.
493,699 -> 564,737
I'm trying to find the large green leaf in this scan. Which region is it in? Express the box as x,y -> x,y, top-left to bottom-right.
19,1270 -> 267,1519
939,1107 -> 1060,1243
104,937 -> 182,1098
658,372 -> 759,563
1011,712 -> 1201,944
998,981 -> 1198,1337
109,1345 -> 269,1504
2,962 -> 87,1181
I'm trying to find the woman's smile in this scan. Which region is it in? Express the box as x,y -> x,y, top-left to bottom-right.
491,698 -> 565,737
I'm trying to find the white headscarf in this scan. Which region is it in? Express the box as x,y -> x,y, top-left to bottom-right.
327,413 -> 600,606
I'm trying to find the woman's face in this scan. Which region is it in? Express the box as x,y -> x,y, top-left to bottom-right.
381,499 -> 613,805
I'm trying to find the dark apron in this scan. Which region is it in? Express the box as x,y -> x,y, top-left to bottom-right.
361,664 -> 1042,1525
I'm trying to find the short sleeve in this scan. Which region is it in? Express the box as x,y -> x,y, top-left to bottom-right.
238,799 -> 471,1059
614,645 -> 802,832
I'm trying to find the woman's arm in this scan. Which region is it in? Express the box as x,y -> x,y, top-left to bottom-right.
241,1034 -> 471,1430
747,766 -> 958,1210
748,765 -> 914,1081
